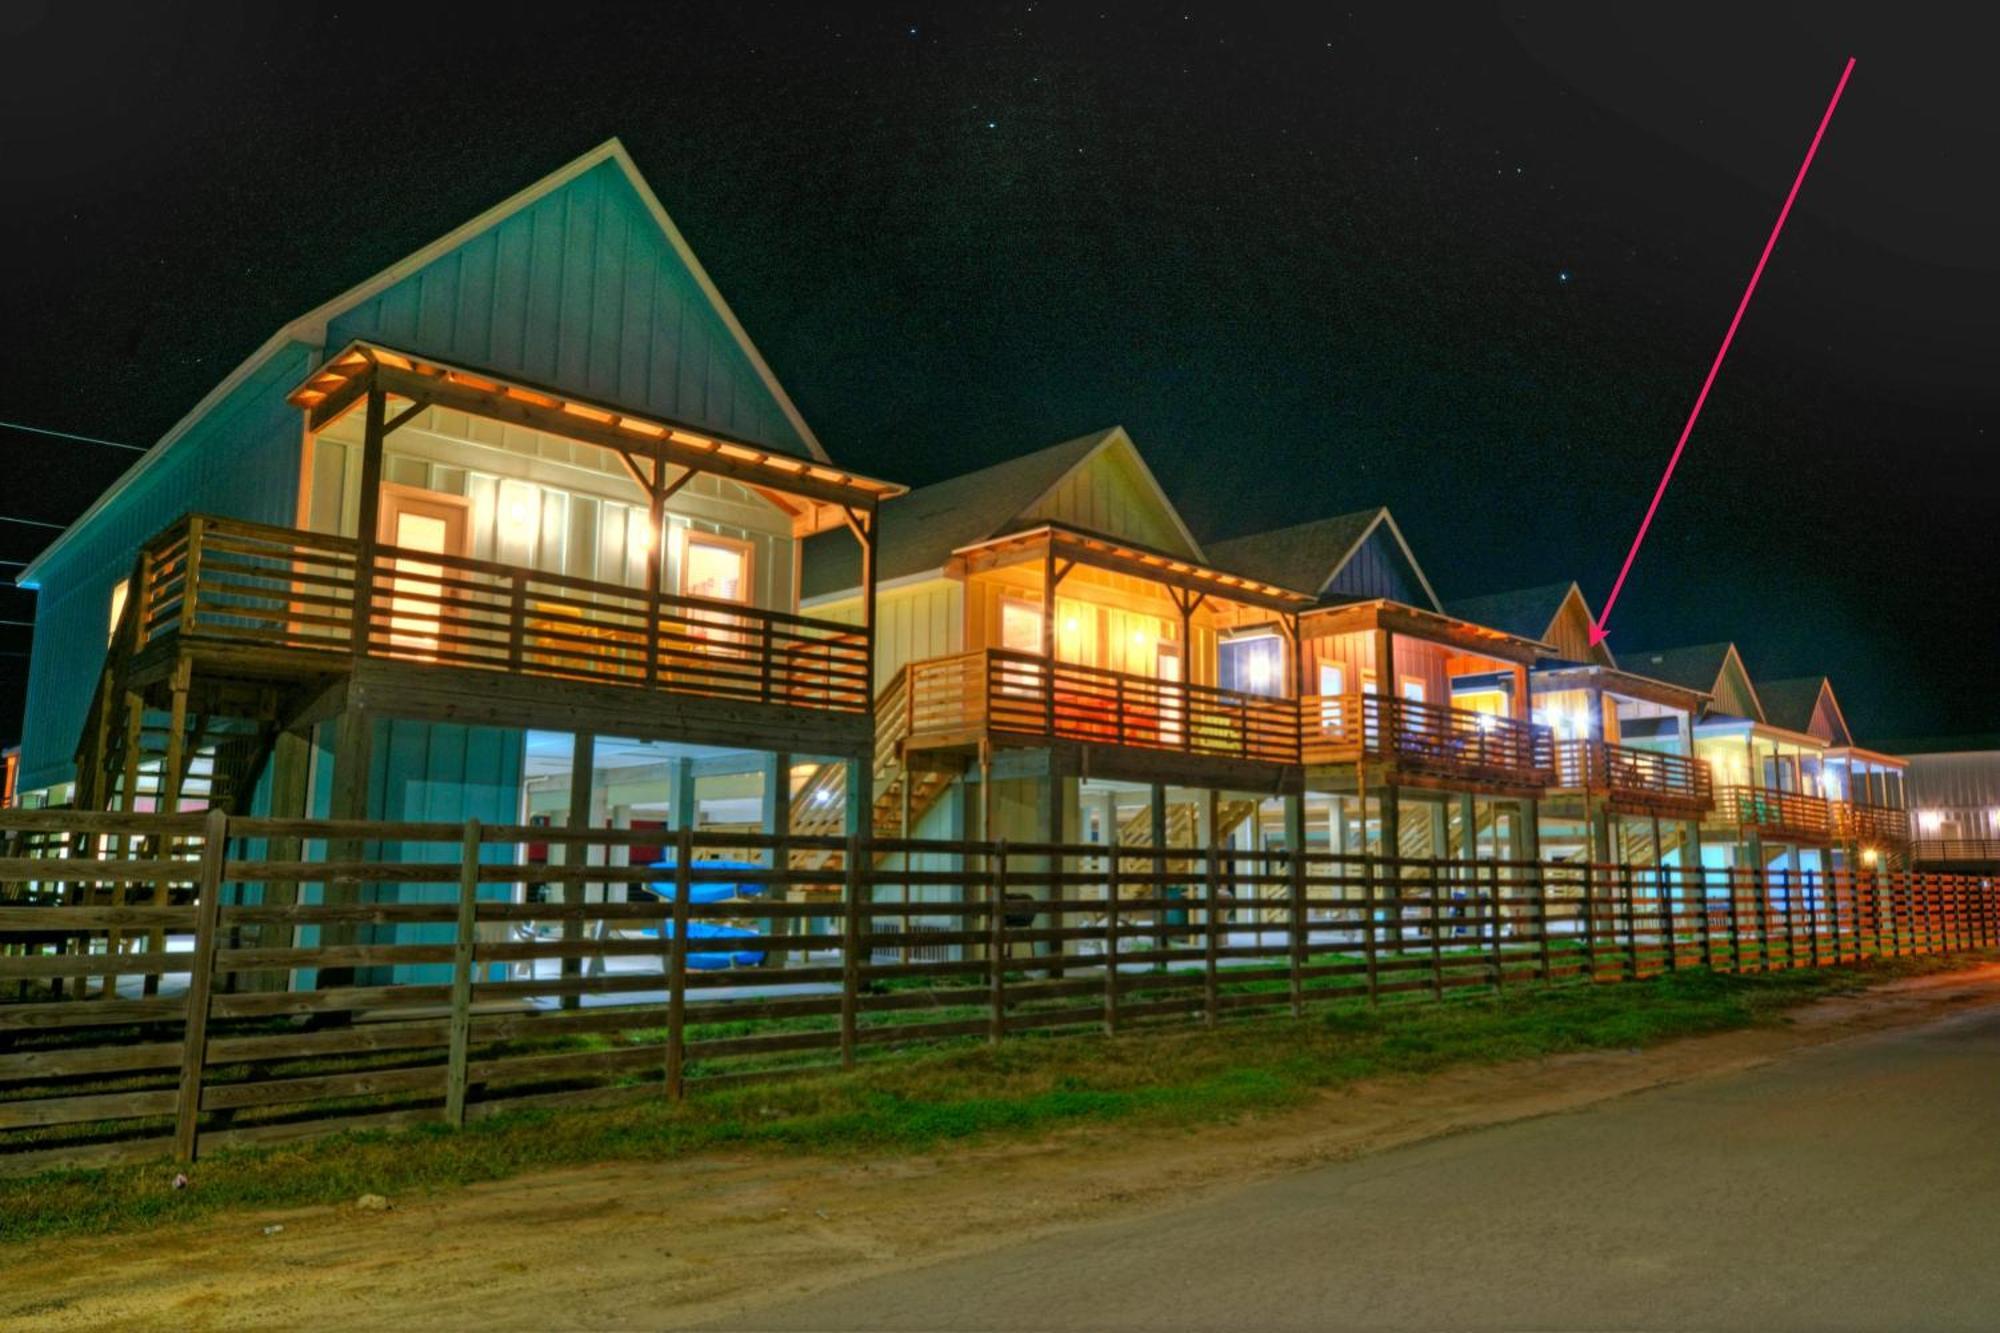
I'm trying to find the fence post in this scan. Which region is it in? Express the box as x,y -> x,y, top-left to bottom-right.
1103,863 -> 1120,1036
1805,869 -> 1821,968
1203,843 -> 1222,1027
1580,860 -> 1597,984
1756,865 -> 1773,971
1288,844 -> 1307,1018
1657,865 -> 1674,973
445,818 -> 481,1127
1826,868 -> 1842,965
1619,863 -> 1637,980
988,841 -> 1008,1045
1361,854 -> 1379,1005
1535,860 -> 1552,984
173,807 -> 228,1166
1487,859 -> 1504,992
1428,860 -> 1444,1001
1727,867 -> 1743,972
841,835 -> 862,1070
665,828 -> 691,1100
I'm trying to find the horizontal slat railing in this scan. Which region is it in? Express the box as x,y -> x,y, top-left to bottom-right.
1716,784 -> 1833,840
1912,838 -> 2000,864
4,807 -> 1996,1174
1554,740 -> 1713,811
904,649 -> 1298,763
132,515 -> 869,714
1834,800 -> 1910,845
1303,692 -> 1555,787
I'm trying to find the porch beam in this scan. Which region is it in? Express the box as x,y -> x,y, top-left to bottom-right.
369,364 -> 874,510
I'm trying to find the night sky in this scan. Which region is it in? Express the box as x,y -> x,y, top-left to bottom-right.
1,2 -> 1994,754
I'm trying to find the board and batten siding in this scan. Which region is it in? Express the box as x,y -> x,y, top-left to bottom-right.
324,158 -> 810,459
15,344 -> 316,792
284,719 -> 523,984
310,404 -> 797,613
816,578 -> 964,696
1325,526 -> 1430,608
1018,439 -> 1198,558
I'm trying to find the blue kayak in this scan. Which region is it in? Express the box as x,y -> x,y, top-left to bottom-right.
646,918 -> 765,969
643,857 -> 766,904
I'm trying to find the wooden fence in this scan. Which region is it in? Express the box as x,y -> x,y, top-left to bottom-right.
1,808 -> 1995,1176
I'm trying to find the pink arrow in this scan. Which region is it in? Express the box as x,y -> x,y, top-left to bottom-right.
1591,56 -> 1856,647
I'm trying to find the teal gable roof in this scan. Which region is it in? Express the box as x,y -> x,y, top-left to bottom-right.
322,154 -> 815,458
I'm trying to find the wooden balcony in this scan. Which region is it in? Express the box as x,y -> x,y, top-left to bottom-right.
128,514 -> 870,721
904,648 -> 1300,768
1554,739 -> 1713,815
1911,838 -> 2000,866
1832,800 -> 1910,845
1713,784 -> 1832,842
1300,692 -> 1555,792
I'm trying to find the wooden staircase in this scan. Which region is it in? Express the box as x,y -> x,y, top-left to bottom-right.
788,668 -> 957,869
73,571 -> 286,824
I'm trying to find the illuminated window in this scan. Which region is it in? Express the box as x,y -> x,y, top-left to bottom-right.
108,577 -> 130,644
1400,680 -> 1426,705
1318,663 -> 1347,733
1000,598 -> 1046,655
683,534 -> 751,604
1219,633 -> 1284,697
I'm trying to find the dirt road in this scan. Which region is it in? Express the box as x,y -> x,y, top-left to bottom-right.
8,965 -> 2000,1331
715,982 -> 2000,1331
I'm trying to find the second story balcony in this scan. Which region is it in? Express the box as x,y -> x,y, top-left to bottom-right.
1832,799 -> 1911,846
1301,691 -> 1555,791
1713,783 -> 1833,842
1554,739 -> 1714,815
123,513 -> 873,731
904,648 -> 1301,769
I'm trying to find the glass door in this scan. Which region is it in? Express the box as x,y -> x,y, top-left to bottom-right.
378,485 -> 469,657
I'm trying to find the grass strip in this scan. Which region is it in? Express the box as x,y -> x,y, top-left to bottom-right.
3,952 -> 1989,1244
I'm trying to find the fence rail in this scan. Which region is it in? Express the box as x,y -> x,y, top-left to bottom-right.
136,514 -> 870,713
1,808 -> 1993,1174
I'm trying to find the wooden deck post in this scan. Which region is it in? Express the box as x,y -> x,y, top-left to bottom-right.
142,657 -> 194,996
173,807 -> 228,1165
445,818 -> 481,1126
350,380 -> 387,660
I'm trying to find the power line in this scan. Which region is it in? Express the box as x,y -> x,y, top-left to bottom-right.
0,418 -> 146,453
0,619 -> 34,628
0,516 -> 64,530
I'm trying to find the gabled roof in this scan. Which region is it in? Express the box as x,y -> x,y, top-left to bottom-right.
1628,643 -> 1764,722
1448,581 -> 1616,668
22,137 -> 823,584
803,426 -> 1180,600
1445,582 -> 1576,644
1759,676 -> 1854,747
1205,508 -> 1441,612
